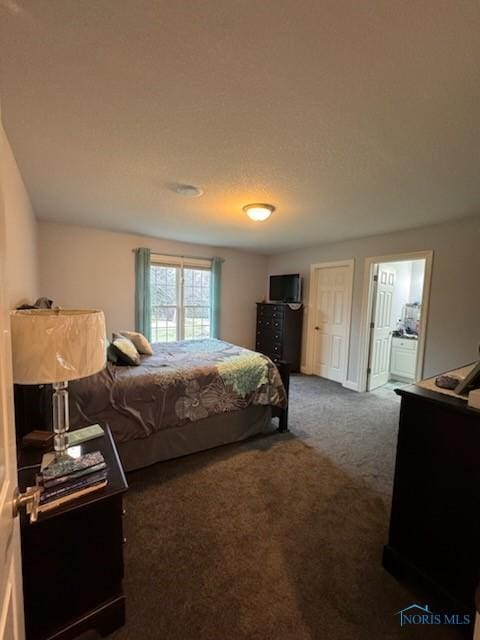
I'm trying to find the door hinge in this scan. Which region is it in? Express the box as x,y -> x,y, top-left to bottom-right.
373,275 -> 378,282
370,322 -> 375,329
367,367 -> 372,374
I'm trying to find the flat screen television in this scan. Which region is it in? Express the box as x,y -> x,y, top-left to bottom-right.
269,274 -> 301,303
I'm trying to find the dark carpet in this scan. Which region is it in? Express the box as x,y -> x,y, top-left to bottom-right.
92,375 -> 463,640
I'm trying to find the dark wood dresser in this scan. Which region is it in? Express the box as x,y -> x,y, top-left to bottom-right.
383,384 -> 480,622
255,303 -> 303,372
18,425 -> 128,640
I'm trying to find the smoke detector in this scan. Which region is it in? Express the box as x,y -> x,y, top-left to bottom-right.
173,184 -> 203,198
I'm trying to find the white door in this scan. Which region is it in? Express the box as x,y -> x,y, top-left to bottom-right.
367,265 -> 395,391
0,135 -> 25,639
311,266 -> 351,383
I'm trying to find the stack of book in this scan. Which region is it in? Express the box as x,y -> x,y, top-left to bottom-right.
37,451 -> 108,513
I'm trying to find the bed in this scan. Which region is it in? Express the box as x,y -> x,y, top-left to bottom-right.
67,338 -> 288,471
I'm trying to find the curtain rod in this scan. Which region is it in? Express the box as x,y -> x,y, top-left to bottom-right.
132,249 -> 223,262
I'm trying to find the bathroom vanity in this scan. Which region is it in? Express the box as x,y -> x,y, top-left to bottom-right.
390,336 -> 418,381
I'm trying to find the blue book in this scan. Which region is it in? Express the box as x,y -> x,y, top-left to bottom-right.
40,469 -> 108,504
42,462 -> 107,489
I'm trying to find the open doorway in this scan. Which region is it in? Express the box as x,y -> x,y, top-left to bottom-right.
358,251 -> 433,393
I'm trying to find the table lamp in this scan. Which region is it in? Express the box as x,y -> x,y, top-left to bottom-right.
10,309 -> 106,460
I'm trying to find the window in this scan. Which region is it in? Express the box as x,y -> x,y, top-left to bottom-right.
150,255 -> 212,342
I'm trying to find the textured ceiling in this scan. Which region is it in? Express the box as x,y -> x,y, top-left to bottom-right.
1,0 -> 479,254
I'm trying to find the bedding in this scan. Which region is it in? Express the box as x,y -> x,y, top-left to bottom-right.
68,338 -> 287,446
117,405 -> 272,472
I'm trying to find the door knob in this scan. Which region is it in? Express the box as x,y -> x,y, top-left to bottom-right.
12,486 -> 41,523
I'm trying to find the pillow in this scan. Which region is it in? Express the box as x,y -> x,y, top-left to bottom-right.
106,340 -> 119,364
119,330 -> 153,356
110,335 -> 141,366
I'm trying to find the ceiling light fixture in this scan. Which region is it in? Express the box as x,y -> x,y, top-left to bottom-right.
174,184 -> 203,198
243,203 -> 275,221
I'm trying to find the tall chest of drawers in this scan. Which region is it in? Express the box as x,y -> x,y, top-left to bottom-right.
255,303 -> 303,373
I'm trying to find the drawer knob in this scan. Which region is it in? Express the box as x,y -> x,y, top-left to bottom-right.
122,508 -> 127,516
123,537 -> 127,544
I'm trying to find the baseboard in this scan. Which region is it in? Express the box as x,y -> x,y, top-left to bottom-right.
343,380 -> 359,392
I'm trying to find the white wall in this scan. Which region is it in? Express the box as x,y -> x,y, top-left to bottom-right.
0,121 -> 38,307
382,259 -> 425,331
385,261 -> 413,330
268,216 -> 480,384
409,260 -> 425,304
38,222 -> 268,349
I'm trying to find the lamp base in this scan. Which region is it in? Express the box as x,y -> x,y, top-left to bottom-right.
54,449 -> 75,463
52,380 -> 70,459
54,433 -> 70,459
41,451 -> 67,471
41,447 -> 78,471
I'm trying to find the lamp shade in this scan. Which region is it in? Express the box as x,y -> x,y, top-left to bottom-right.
10,309 -> 106,385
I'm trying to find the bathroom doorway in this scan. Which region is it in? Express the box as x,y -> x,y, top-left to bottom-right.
358,251 -> 433,393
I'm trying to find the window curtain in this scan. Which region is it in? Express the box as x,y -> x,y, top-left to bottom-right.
210,257 -> 224,339
134,247 -> 151,341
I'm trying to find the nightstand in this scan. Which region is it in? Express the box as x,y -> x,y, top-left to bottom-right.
17,425 -> 128,640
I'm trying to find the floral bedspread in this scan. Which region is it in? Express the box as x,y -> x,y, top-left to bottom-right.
68,339 -> 287,443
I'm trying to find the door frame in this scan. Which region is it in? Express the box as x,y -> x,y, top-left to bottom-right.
358,250 -> 434,393
304,259 -> 354,382
0,113 -> 25,639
